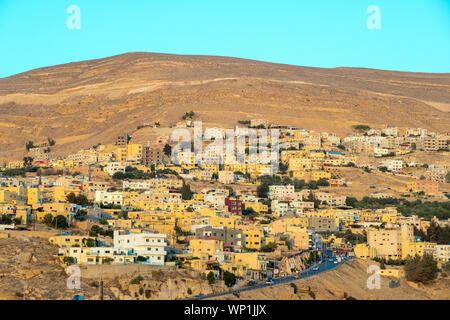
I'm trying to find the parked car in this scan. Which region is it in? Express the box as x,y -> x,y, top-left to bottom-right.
312,266 -> 319,271
247,281 -> 257,286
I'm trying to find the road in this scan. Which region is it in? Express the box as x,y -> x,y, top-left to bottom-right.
189,253 -> 351,300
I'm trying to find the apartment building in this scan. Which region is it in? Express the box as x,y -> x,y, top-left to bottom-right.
406,180 -> 439,195
115,134 -> 130,146
113,230 -> 167,265
268,185 -> 295,201
218,170 -> 235,184
307,216 -> 337,232
104,162 -> 126,176
194,226 -> 243,250
225,198 -> 243,215
94,190 -> 123,205
435,245 -> 449,263
367,224 -> 413,259
419,137 -> 448,151
315,192 -> 346,207
142,146 -> 163,167
383,159 -> 403,172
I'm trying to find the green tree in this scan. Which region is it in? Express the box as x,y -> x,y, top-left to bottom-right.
136,256 -> 148,263
43,213 -> 54,227
207,271 -> 215,284
85,238 -> 96,247
257,182 -> 269,198
63,256 -> 76,265
0,215 -> 12,224
54,215 -> 68,229
23,156 -> 34,167
25,141 -> 34,151
163,143 -> 172,157
346,197 -> 358,208
405,254 -> 438,283
181,182 -> 193,200
223,271 -> 237,288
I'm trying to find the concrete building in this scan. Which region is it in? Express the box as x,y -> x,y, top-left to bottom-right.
367,224 -> 413,259
142,146 -> 163,167
194,226 -> 243,250
113,230 -> 167,265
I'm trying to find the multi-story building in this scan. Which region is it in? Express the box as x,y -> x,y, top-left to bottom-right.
94,190 -> 123,205
225,198 -> 243,215
406,180 -> 439,195
419,136 -> 448,151
218,171 -> 235,184
383,159 -> 403,172
142,146 -> 163,167
113,230 -> 167,265
115,134 -> 130,146
268,185 -> 295,201
367,224 -> 413,259
104,162 -> 126,176
194,226 -> 243,250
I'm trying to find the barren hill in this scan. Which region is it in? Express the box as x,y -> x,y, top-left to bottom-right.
213,259 -> 450,300
0,52 -> 449,161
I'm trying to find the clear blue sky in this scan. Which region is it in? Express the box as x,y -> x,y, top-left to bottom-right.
0,0 -> 449,78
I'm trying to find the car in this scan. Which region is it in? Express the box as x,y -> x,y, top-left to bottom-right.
312,266 -> 319,271
265,279 -> 274,284
334,261 -> 338,264
247,281 -> 257,286
328,259 -> 333,262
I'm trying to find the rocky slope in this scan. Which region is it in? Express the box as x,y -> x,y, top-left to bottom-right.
214,259 -> 450,300
0,52 -> 449,161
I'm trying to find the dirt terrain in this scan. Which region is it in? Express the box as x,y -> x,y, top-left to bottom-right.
0,230 -> 226,300
0,52 -> 449,162
213,259 -> 450,300
0,230 -> 448,300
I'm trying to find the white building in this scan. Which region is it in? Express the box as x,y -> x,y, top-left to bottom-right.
113,230 -> 167,265
435,245 -> 449,263
94,190 -> 123,205
218,170 -> 235,184
104,162 -> 126,176
268,185 -> 295,201
383,159 -> 403,172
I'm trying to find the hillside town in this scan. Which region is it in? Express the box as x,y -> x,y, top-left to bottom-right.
1,118 -> 449,295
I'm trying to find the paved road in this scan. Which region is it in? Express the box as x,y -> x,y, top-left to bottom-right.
189,254 -> 351,300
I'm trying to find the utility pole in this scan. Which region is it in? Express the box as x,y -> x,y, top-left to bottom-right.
100,279 -> 104,300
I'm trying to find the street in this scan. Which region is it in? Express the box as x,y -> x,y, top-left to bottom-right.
189,252 -> 351,300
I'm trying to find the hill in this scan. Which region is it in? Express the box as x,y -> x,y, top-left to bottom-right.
0,52 -> 449,161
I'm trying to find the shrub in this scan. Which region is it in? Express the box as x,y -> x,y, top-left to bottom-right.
405,254 -> 438,283
207,271 -> 215,284
187,288 -> 192,295
130,275 -> 144,285
63,256 -> 76,265
290,283 -> 298,294
307,287 -> 316,300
